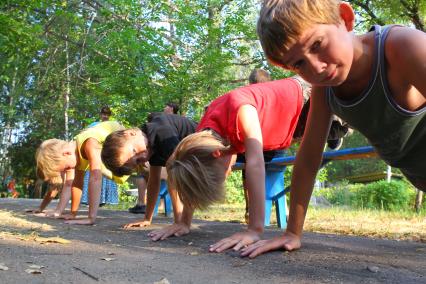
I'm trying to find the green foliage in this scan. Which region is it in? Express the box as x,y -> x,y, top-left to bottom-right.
351,180 -> 416,211
117,181 -> 136,204
225,171 -> 244,204
315,180 -> 417,211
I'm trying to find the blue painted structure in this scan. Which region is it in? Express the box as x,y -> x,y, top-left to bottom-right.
152,146 -> 377,228
154,180 -> 173,217
233,146 -> 377,229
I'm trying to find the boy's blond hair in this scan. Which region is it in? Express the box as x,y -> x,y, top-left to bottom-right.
257,0 -> 341,66
166,130 -> 231,210
35,139 -> 70,180
101,128 -> 139,177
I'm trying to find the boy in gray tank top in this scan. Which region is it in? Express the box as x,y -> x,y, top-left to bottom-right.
239,0 -> 426,258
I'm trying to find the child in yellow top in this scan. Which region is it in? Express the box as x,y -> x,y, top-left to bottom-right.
241,0 -> 426,258
36,121 -> 127,225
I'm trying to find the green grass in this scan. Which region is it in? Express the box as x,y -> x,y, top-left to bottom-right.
105,201 -> 425,242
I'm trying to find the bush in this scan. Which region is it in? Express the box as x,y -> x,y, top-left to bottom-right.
351,180 -> 416,211
225,171 -> 245,204
118,182 -> 136,204
315,180 -> 417,211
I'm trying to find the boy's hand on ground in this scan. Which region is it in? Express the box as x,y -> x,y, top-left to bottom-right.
64,218 -> 95,225
209,230 -> 260,253
123,220 -> 151,229
60,213 -> 77,220
148,223 -> 190,241
240,231 -> 301,258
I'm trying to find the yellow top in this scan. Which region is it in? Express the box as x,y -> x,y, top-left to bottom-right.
74,121 -> 128,184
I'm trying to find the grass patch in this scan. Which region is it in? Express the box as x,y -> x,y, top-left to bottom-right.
105,200 -> 425,242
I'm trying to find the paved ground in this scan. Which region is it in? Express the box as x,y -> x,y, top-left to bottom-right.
0,198 -> 425,284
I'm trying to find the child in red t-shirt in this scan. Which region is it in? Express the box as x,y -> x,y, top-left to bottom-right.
148,77 -> 310,251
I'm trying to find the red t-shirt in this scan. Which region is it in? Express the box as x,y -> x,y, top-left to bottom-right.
197,78 -> 303,153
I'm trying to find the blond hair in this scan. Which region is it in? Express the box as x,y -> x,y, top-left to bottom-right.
257,0 -> 341,66
166,130 -> 231,210
35,139 -> 70,180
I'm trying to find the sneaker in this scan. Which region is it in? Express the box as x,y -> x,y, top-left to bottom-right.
327,138 -> 343,150
128,204 -> 146,214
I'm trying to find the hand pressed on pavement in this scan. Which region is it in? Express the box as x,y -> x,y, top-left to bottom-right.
209,230 -> 261,253
148,223 -> 190,241
123,220 -> 151,229
240,231 -> 301,258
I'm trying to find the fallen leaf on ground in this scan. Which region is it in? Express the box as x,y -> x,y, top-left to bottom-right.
188,251 -> 199,256
28,265 -> 44,269
100,258 -> 116,261
367,266 -> 379,273
154,278 -> 170,284
107,252 -> 115,255
25,269 -> 42,274
0,263 -> 9,271
35,236 -> 70,244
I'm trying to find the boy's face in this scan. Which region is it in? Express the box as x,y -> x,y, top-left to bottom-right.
163,105 -> 174,114
280,22 -> 354,87
119,129 -> 150,171
100,113 -> 110,121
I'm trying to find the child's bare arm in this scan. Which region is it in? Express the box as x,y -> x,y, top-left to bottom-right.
52,169 -> 74,216
241,87 -> 332,258
66,138 -> 102,225
210,105 -> 265,253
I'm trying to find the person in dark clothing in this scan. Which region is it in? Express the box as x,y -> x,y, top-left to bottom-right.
101,113 -> 197,229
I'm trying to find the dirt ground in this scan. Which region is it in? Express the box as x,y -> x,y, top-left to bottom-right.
0,198 -> 425,284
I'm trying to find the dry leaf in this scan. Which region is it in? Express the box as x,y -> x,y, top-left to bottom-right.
107,252 -> 115,256
28,265 -> 44,269
25,269 -> 42,274
188,251 -> 199,256
154,278 -> 170,284
0,263 -> 9,271
35,236 -> 70,244
101,258 -> 116,261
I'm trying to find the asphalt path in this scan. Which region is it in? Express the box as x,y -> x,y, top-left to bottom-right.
0,198 -> 425,284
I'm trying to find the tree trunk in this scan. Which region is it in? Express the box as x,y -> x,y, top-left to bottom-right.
64,38 -> 70,140
415,190 -> 423,213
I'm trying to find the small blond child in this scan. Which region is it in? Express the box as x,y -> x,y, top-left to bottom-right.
35,121 -> 127,225
240,0 -> 426,258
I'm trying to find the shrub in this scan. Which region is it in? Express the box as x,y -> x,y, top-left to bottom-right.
351,180 -> 415,211
225,171 -> 245,204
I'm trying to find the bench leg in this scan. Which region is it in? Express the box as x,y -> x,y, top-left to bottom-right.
265,167 -> 287,228
154,180 -> 172,217
275,194 -> 287,229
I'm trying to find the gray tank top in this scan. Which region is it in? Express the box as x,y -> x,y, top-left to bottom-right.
327,25 -> 426,178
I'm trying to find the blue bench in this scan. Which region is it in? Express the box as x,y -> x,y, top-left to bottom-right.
154,180 -> 173,217
233,146 -> 377,229
153,146 -> 377,226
